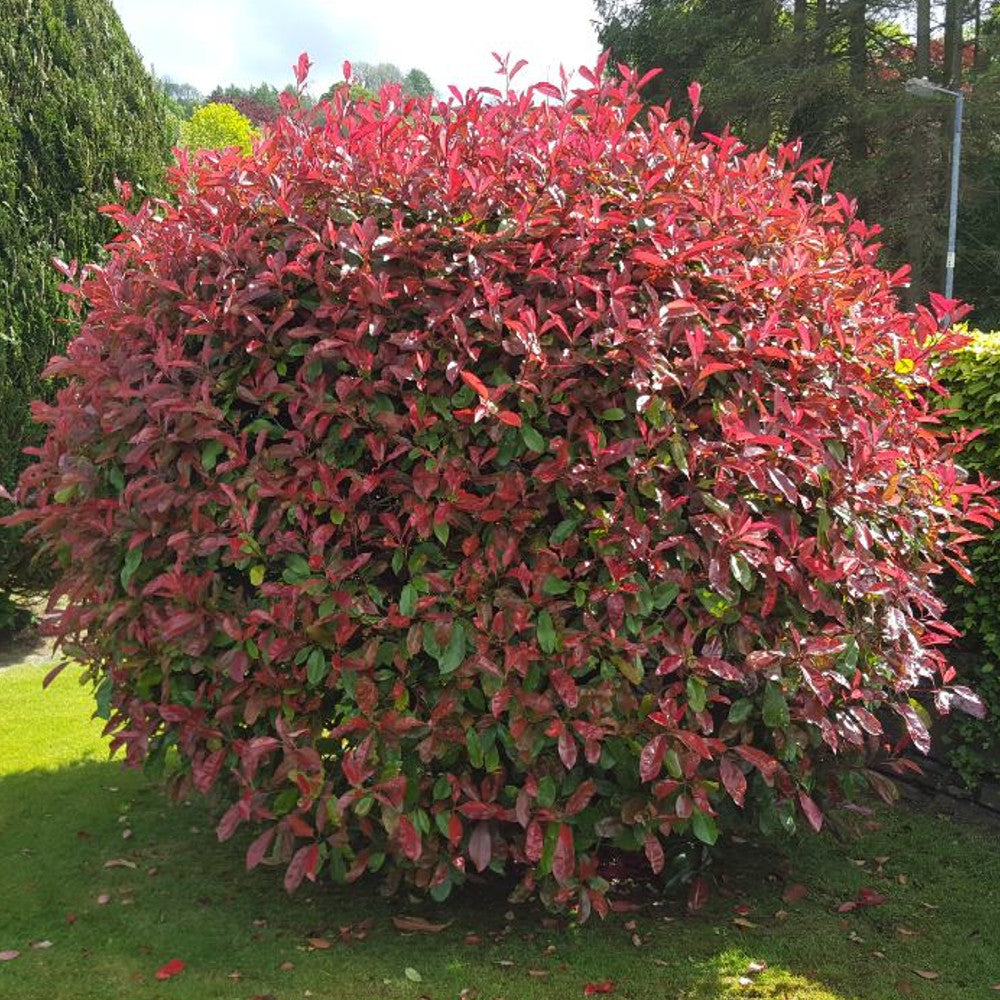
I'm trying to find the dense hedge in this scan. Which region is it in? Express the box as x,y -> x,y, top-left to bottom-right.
0,0 -> 172,627
939,331 -> 1000,788
9,56 -> 994,915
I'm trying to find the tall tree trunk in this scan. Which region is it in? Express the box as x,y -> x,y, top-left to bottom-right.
943,0 -> 962,89
815,0 -> 829,61
793,0 -> 807,36
846,0 -> 868,162
906,0 -> 933,307
916,0 -> 931,76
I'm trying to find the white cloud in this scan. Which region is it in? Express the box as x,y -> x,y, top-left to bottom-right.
111,0 -> 602,97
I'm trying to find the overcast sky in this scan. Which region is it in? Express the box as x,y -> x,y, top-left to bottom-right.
111,0 -> 603,97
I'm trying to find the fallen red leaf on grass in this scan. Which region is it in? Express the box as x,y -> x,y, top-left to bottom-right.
858,888 -> 887,906
839,887 -> 887,912
0,951 -> 20,962
782,883 -> 809,903
154,958 -> 185,981
914,971 -> 940,980
584,982 -> 616,995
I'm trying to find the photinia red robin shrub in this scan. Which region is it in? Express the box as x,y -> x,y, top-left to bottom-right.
8,52 -> 994,917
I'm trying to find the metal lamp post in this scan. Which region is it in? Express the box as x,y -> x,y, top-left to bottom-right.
904,76 -> 964,299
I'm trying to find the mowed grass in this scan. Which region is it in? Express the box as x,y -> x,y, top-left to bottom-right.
1,659 -> 999,1000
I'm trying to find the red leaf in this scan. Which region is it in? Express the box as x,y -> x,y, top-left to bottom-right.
245,827 -> 276,870
284,844 -> 316,893
719,756 -> 746,808
857,887 -> 887,907
558,729 -> 579,770
448,812 -> 463,848
639,735 -> 667,783
469,821 -> 492,872
644,833 -> 664,874
782,883 -> 809,904
798,791 -> 824,833
565,780 -> 596,815
584,983 -> 616,995
155,959 -> 186,981
497,410 -> 522,427
294,52 -> 312,86
734,744 -> 779,780
687,875 -> 710,913
552,823 -> 575,885
460,370 -> 490,400
525,819 -> 544,862
688,80 -> 702,108
895,703 -> 931,755
398,815 -> 422,862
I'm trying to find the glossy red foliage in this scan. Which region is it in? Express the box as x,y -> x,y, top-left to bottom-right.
8,53 -> 994,915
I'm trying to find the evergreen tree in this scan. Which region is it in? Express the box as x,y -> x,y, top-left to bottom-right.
0,0 -> 172,629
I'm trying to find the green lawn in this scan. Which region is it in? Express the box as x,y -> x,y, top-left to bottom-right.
1,658 -> 998,1000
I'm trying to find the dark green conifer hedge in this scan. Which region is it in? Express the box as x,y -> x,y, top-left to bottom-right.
0,0 -> 171,630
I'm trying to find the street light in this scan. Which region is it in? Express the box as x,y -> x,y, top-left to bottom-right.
904,76 -> 964,299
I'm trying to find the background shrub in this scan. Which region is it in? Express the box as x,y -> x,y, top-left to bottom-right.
0,0 -> 173,634
179,102 -> 258,154
9,56 -> 993,915
938,330 -> 1000,788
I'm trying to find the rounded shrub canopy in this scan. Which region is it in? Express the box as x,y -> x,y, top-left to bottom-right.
10,55 -> 994,915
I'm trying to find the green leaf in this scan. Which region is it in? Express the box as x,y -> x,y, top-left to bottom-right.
282,554 -> 312,584
94,676 -> 113,720
433,521 -> 450,546
306,647 -> 329,686
727,698 -> 753,725
537,775 -> 557,808
244,417 -> 283,437
691,810 -> 718,846
537,611 -> 557,654
249,564 -> 265,587
763,681 -> 790,728
652,583 -> 680,609
399,583 -> 417,617
120,547 -> 142,588
600,407 -> 626,421
404,968 -> 423,983
542,575 -> 572,595
521,424 -> 546,452
686,676 -> 708,713
200,439 -> 225,471
549,519 -> 578,545
730,552 -> 753,589
466,727 -> 483,768
669,435 -> 689,476
617,656 -> 644,685
697,588 -> 730,618
422,623 -> 442,659
439,622 -> 466,674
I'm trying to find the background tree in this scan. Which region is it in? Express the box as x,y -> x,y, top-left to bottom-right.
595,1 -> 1000,321
0,0 -> 172,633
207,83 -> 282,124
179,102 -> 257,153
350,61 -> 435,96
